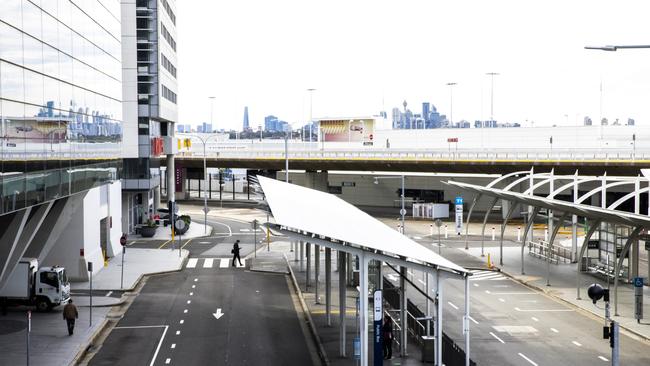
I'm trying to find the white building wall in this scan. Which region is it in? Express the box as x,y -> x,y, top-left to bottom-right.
121,0 -> 138,158
42,182 -> 123,281
157,3 -> 178,123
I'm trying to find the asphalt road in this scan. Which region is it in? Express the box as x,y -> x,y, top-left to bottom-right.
386,254 -> 650,366
89,217 -> 315,366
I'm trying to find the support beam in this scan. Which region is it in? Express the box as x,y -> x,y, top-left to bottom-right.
325,247 -> 332,326
572,171 -> 579,262
436,269 -> 443,366
500,202 -> 518,266
306,243 -> 311,289
464,194 -> 481,250
547,212 -> 569,286
576,219 -> 603,299
0,209 -> 31,288
299,241 -> 304,271
339,251 -> 347,357
464,275 -> 471,366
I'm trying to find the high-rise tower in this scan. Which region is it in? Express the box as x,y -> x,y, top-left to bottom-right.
243,107 -> 250,131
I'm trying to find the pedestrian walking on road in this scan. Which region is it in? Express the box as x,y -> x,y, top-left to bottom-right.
63,299 -> 78,336
231,240 -> 243,267
382,315 -> 393,359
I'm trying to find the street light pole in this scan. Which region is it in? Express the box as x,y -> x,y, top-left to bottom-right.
486,72 -> 499,124
375,175 -> 406,233
192,134 -> 216,234
307,88 -> 316,142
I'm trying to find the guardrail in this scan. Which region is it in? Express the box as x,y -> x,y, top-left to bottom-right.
178,147 -> 650,162
528,240 -> 572,264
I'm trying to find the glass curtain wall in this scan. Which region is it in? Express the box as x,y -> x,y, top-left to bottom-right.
0,0 -> 122,214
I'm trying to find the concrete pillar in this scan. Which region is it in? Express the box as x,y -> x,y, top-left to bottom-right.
299,241 -> 304,271
315,245 -> 320,303
304,170 -> 329,191
400,265 -> 408,356
166,154 -> 175,203
572,172 -> 578,262
339,251 -> 347,357
154,185 -> 161,212
436,270 -> 443,366
325,248 -> 331,326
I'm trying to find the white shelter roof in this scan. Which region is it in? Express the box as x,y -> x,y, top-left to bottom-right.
257,176 -> 468,274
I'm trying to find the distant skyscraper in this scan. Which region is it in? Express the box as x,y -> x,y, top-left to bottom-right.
264,115 -> 279,131
422,102 -> 430,124
243,107 -> 250,131
583,116 -> 592,126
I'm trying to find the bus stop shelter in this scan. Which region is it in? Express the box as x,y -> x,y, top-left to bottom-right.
256,176 -> 471,366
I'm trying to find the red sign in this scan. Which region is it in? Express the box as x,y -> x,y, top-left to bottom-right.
151,137 -> 164,156
447,137 -> 459,143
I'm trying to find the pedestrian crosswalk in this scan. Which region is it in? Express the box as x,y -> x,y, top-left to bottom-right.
186,258 -> 246,269
468,269 -> 507,281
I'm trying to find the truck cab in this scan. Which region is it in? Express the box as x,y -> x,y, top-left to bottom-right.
35,265 -> 71,311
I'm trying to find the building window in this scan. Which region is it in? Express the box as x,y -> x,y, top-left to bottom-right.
160,0 -> 176,25
160,22 -> 176,51
161,84 -> 177,104
161,53 -> 176,78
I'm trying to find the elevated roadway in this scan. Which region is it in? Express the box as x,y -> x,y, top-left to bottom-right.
162,148 -> 650,175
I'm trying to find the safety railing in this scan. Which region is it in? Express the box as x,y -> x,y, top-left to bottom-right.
528,240 -> 572,264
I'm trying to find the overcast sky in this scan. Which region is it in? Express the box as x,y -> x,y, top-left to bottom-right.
176,0 -> 650,130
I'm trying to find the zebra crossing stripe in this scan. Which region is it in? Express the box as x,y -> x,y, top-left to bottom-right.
203,258 -> 214,268
236,259 -> 246,268
187,258 -> 198,268
219,258 -> 229,268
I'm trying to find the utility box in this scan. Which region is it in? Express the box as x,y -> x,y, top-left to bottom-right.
421,336 -> 435,363
412,203 -> 449,219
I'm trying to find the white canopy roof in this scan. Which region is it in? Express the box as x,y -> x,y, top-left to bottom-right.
257,176 -> 468,274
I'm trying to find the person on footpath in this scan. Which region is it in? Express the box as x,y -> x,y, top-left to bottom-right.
63,298 -> 78,336
382,315 -> 393,359
231,240 -> 243,267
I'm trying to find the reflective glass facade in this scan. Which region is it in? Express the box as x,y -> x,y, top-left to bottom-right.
0,0 -> 122,214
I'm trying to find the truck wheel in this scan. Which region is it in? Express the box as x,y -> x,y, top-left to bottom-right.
35,297 -> 51,312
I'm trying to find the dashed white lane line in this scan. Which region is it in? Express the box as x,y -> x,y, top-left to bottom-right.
175,331 -> 180,335
194,278 -> 198,282
105,291 -> 113,297
498,298 -> 505,303
473,283 -> 479,287
572,341 -> 582,347
531,317 -> 539,322
187,300 -> 191,304
203,258 -> 214,268
192,285 -> 196,289
183,309 -> 188,314
189,292 -> 194,296
447,301 -> 459,310
165,358 -> 171,364
220,259 -> 229,268
468,316 -> 479,325
179,320 -> 184,324
598,356 -> 609,362
489,332 -> 505,344
485,290 -> 491,294
171,344 -> 176,349
550,328 -> 559,333
514,307 -> 573,312
518,353 -> 538,366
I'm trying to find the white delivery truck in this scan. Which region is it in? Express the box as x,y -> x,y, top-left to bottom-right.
0,258 -> 70,312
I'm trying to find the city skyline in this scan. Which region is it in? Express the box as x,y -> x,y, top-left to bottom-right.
177,0 -> 650,131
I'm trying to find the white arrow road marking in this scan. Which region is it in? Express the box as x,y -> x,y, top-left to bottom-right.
213,308 -> 225,319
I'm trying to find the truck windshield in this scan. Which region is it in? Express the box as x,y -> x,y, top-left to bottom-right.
59,270 -> 69,285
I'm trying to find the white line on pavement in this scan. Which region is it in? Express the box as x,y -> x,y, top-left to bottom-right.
187,300 -> 191,304
194,278 -> 198,282
572,341 -> 582,347
179,320 -> 184,324
447,301 -> 459,310
598,356 -> 609,362
473,283 -> 479,287
105,291 -> 113,297
165,358 -> 170,364
518,353 -> 538,366
489,332 -> 505,344
192,285 -> 196,289
209,220 -> 232,236
149,325 -> 169,366
550,328 -> 559,333
184,309 -> 188,313
189,292 -> 194,296
468,316 -> 479,325
199,241 -> 211,244
171,344 -> 176,349
531,317 -> 539,322
490,292 -> 537,295
514,307 -> 573,312
498,298 -> 505,303
485,290 -> 491,294
114,325 -> 168,329
203,258 -> 214,268
186,258 -> 198,268
175,331 -> 180,335
220,259 -> 229,268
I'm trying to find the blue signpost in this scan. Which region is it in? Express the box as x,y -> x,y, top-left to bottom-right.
454,196 -> 464,235
373,290 -> 383,365
634,277 -> 644,323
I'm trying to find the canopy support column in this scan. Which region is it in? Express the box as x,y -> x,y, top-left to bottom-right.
521,206 -> 540,275
325,247 -> 332,326
576,219 -> 602,299
436,268 -> 443,366
315,245 -> 320,303
500,202 -> 517,266
547,212 -> 568,286
359,253 -> 369,366
306,243 -> 311,289
481,197 -> 499,256
464,194 -> 481,250
339,251 -> 347,357
615,226 -> 644,316
299,241 -> 304,271
400,265 -> 408,357
464,274 -> 470,366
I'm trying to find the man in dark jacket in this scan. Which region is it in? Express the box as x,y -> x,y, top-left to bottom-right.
63,299 -> 78,335
232,240 -> 242,267
382,315 -> 393,359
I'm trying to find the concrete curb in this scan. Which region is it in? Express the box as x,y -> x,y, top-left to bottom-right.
497,268 -> 650,343
283,253 -> 330,366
